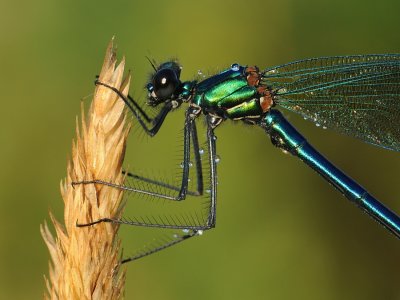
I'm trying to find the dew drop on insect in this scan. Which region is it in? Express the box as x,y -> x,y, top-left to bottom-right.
231,63 -> 240,71
322,126 -> 327,130
173,234 -> 179,238
197,70 -> 203,76
197,230 -> 204,236
189,161 -> 193,167
316,123 -> 320,127
214,155 -> 221,164
199,148 -> 204,155
182,229 -> 190,233
281,149 -> 289,155
213,135 -> 217,141
206,188 -> 211,194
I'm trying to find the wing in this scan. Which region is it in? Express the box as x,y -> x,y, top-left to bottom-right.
262,54 -> 400,151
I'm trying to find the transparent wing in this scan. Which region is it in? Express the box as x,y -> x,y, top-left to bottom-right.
262,54 -> 400,151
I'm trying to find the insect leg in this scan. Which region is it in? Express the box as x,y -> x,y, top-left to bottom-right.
122,119 -> 204,196
95,80 -> 171,136
73,106 -> 197,201
116,116 -> 218,263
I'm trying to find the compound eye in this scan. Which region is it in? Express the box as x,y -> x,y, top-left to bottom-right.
152,68 -> 180,100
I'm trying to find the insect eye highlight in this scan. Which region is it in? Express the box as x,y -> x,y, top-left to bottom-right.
152,68 -> 180,100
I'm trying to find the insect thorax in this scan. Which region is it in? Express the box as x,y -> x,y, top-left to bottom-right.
191,64 -> 273,121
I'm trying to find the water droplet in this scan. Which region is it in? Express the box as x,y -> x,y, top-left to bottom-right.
182,229 -> 190,233
231,63 -> 240,71
188,161 -> 193,167
213,135 -> 217,141
322,126 -> 327,130
199,148 -> 204,155
180,162 -> 184,168
197,69 -> 203,76
197,230 -> 204,236
206,189 -> 211,194
214,155 -> 221,164
173,234 -> 179,238
316,123 -> 320,127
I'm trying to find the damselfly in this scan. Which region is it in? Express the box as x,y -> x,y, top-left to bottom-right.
75,54 -> 400,263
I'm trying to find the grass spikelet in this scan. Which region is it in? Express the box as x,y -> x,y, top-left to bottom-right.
41,38 -> 130,300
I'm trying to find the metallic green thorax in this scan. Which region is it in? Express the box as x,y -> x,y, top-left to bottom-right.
192,65 -> 265,120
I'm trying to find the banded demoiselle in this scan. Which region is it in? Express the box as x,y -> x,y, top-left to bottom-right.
75,54 -> 400,263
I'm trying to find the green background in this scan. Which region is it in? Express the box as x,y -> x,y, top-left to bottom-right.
1,0 -> 400,299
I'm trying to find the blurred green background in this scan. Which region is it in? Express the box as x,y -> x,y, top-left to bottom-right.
1,0 -> 400,299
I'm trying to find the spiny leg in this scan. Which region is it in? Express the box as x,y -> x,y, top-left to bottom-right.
76,116 -> 218,262
118,116 -> 218,263
121,230 -> 200,264
73,79 -> 174,198
91,79 -> 204,196
122,119 -> 204,197
75,83 -> 216,261
189,118 -> 204,196
73,106 -> 200,201
95,80 -> 171,136
122,171 -> 200,197
85,79 -> 203,196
